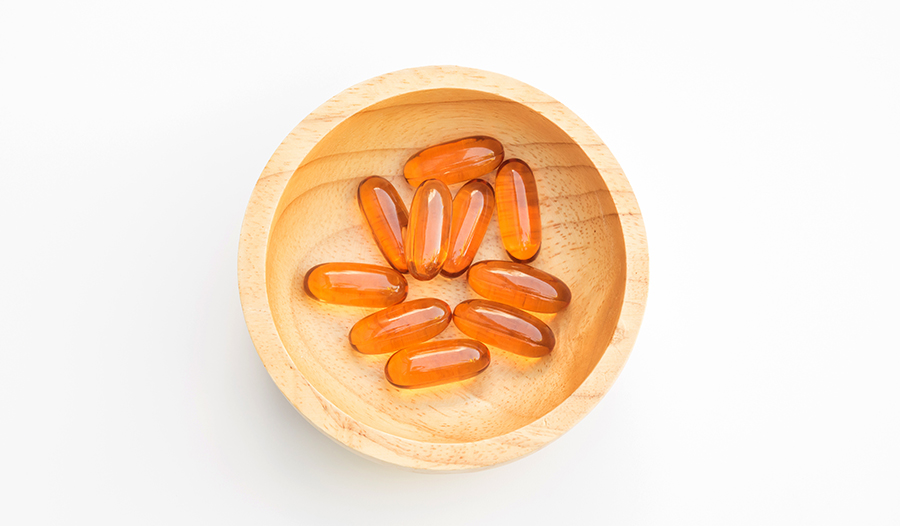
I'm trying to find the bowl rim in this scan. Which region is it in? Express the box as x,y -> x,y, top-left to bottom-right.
238,65 -> 648,471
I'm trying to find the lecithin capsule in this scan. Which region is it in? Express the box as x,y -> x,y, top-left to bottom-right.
349,298 -> 452,355
357,176 -> 409,273
495,159 -> 541,263
404,136 -> 504,187
467,261 -> 570,313
453,299 -> 555,357
303,262 -> 407,308
385,339 -> 490,389
442,179 -> 495,278
405,179 -> 452,281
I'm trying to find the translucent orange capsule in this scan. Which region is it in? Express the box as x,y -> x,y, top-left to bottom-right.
495,159 -> 541,263
405,179 -> 452,281
467,261 -> 571,313
303,262 -> 407,308
357,176 -> 409,273
404,136 -> 504,187
442,179 -> 495,278
453,299 -> 555,357
385,339 -> 490,389
349,298 -> 452,355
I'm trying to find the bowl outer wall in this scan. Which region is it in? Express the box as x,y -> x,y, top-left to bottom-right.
237,65 -> 648,471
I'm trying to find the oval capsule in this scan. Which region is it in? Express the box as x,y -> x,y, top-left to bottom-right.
405,179 -> 452,281
357,176 -> 409,273
404,136 -> 504,187
453,299 -> 555,357
349,298 -> 452,355
467,261 -> 571,313
442,179 -> 495,278
495,159 -> 541,263
303,262 -> 407,308
385,339 -> 490,389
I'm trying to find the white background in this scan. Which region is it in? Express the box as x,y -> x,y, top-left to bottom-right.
1,1 -> 898,524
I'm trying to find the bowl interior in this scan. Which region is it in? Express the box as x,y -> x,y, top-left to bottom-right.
265,88 -> 627,443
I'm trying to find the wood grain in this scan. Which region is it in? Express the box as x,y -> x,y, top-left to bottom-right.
238,66 -> 649,471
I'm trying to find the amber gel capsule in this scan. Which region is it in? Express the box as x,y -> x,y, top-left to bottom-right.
453,299 -> 555,357
404,136 -> 504,187
467,261 -> 571,313
303,262 -> 407,308
495,159 -> 541,263
349,298 -> 452,354
357,176 -> 409,273
385,339 -> 490,389
442,179 -> 495,278
405,179 -> 452,281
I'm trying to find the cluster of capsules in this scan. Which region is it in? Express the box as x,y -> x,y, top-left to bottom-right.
303,136 -> 571,389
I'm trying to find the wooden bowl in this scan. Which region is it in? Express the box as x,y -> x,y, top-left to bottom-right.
238,66 -> 648,471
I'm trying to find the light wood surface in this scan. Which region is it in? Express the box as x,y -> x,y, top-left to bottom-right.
238,66 -> 649,471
